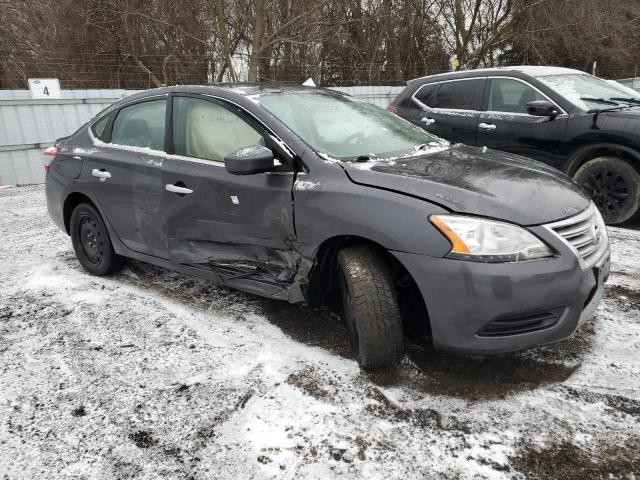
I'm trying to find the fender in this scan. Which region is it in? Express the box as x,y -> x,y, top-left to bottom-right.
292,155 -> 454,287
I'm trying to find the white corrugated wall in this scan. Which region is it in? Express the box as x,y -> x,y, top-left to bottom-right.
0,90 -> 140,185
0,87 -> 402,185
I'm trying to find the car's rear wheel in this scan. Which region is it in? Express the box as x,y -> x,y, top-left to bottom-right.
337,245 -> 404,371
574,156 -> 640,224
70,203 -> 124,275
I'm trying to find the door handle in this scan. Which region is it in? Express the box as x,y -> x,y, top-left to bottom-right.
478,122 -> 497,131
91,169 -> 111,181
165,184 -> 193,195
421,117 -> 436,125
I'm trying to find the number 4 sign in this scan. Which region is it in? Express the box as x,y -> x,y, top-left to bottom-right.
28,78 -> 62,99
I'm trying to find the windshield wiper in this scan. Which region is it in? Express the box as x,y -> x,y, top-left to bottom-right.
609,97 -> 640,105
580,97 -> 620,106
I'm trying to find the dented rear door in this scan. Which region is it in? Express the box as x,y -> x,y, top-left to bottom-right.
162,94 -> 298,283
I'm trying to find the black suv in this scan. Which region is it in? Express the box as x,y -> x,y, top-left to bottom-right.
388,66 -> 640,224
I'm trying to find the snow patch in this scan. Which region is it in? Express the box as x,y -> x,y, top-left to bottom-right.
93,138 -> 167,157
294,180 -> 320,191
232,145 -> 269,158
72,147 -> 98,155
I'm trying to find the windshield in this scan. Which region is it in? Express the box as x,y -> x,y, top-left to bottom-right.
536,73 -> 640,111
253,91 -> 442,160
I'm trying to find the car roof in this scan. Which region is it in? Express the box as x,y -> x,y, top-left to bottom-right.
104,83 -> 346,116
407,66 -> 586,85
128,83 -> 343,98
175,83 -> 335,95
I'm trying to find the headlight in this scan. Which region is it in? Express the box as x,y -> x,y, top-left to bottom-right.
430,214 -> 553,262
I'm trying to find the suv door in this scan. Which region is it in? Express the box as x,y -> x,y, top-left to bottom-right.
162,94 -> 298,284
406,78 -> 485,144
476,77 -> 568,167
86,97 -> 168,259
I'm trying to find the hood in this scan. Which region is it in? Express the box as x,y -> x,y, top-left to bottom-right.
342,144 -> 590,226
600,108 -> 640,119
596,108 -> 640,131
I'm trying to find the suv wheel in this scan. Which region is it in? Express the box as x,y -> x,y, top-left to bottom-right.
337,245 -> 404,371
574,156 -> 640,224
70,203 -> 124,275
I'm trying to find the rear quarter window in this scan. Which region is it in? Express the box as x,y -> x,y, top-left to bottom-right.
91,114 -> 111,141
414,83 -> 438,108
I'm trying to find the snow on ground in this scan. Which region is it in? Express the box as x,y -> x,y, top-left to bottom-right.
0,185 -> 639,480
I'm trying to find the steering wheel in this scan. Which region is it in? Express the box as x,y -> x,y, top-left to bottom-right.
344,132 -> 366,145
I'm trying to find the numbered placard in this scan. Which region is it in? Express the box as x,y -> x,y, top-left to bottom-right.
28,78 -> 62,99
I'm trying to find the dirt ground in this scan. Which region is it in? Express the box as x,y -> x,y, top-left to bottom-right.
1,185 -> 639,479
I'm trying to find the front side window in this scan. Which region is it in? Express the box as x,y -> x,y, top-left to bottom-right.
487,78 -> 546,114
254,91 -> 440,160
172,97 -> 263,162
432,79 -> 484,110
111,99 -> 166,150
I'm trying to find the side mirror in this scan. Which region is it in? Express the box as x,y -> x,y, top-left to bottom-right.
526,100 -> 559,118
224,145 -> 277,175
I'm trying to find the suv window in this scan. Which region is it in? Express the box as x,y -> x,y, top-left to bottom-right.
414,83 -> 437,107
172,97 -> 263,162
487,78 -> 546,114
432,79 -> 483,110
111,99 -> 166,150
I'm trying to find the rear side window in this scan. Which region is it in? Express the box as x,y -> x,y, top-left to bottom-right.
172,97 -> 263,162
487,78 -> 546,113
111,99 -> 166,150
414,83 -> 438,107
432,79 -> 484,110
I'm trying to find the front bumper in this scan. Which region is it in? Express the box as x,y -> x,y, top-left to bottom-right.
392,225 -> 610,355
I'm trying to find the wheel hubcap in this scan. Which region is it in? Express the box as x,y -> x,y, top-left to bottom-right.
78,215 -> 104,265
581,169 -> 629,216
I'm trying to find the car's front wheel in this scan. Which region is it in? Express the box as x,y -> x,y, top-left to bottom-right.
574,156 -> 640,224
337,245 -> 404,371
70,203 -> 124,275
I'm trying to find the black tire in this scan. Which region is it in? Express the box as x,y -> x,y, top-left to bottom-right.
337,245 -> 404,371
573,156 -> 640,225
70,203 -> 124,275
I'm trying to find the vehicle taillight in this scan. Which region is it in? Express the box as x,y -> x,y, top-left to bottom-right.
44,146 -> 57,173
386,104 -> 399,115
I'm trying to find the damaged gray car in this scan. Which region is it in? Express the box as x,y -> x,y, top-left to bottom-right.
45,85 -> 610,370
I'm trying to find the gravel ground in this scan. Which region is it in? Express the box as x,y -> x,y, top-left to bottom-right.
0,184 -> 639,480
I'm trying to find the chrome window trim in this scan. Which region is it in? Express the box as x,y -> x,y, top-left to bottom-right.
155,153 -> 295,175
164,152 -> 224,167
87,126 -> 167,157
411,75 -> 567,116
411,77 -> 485,113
